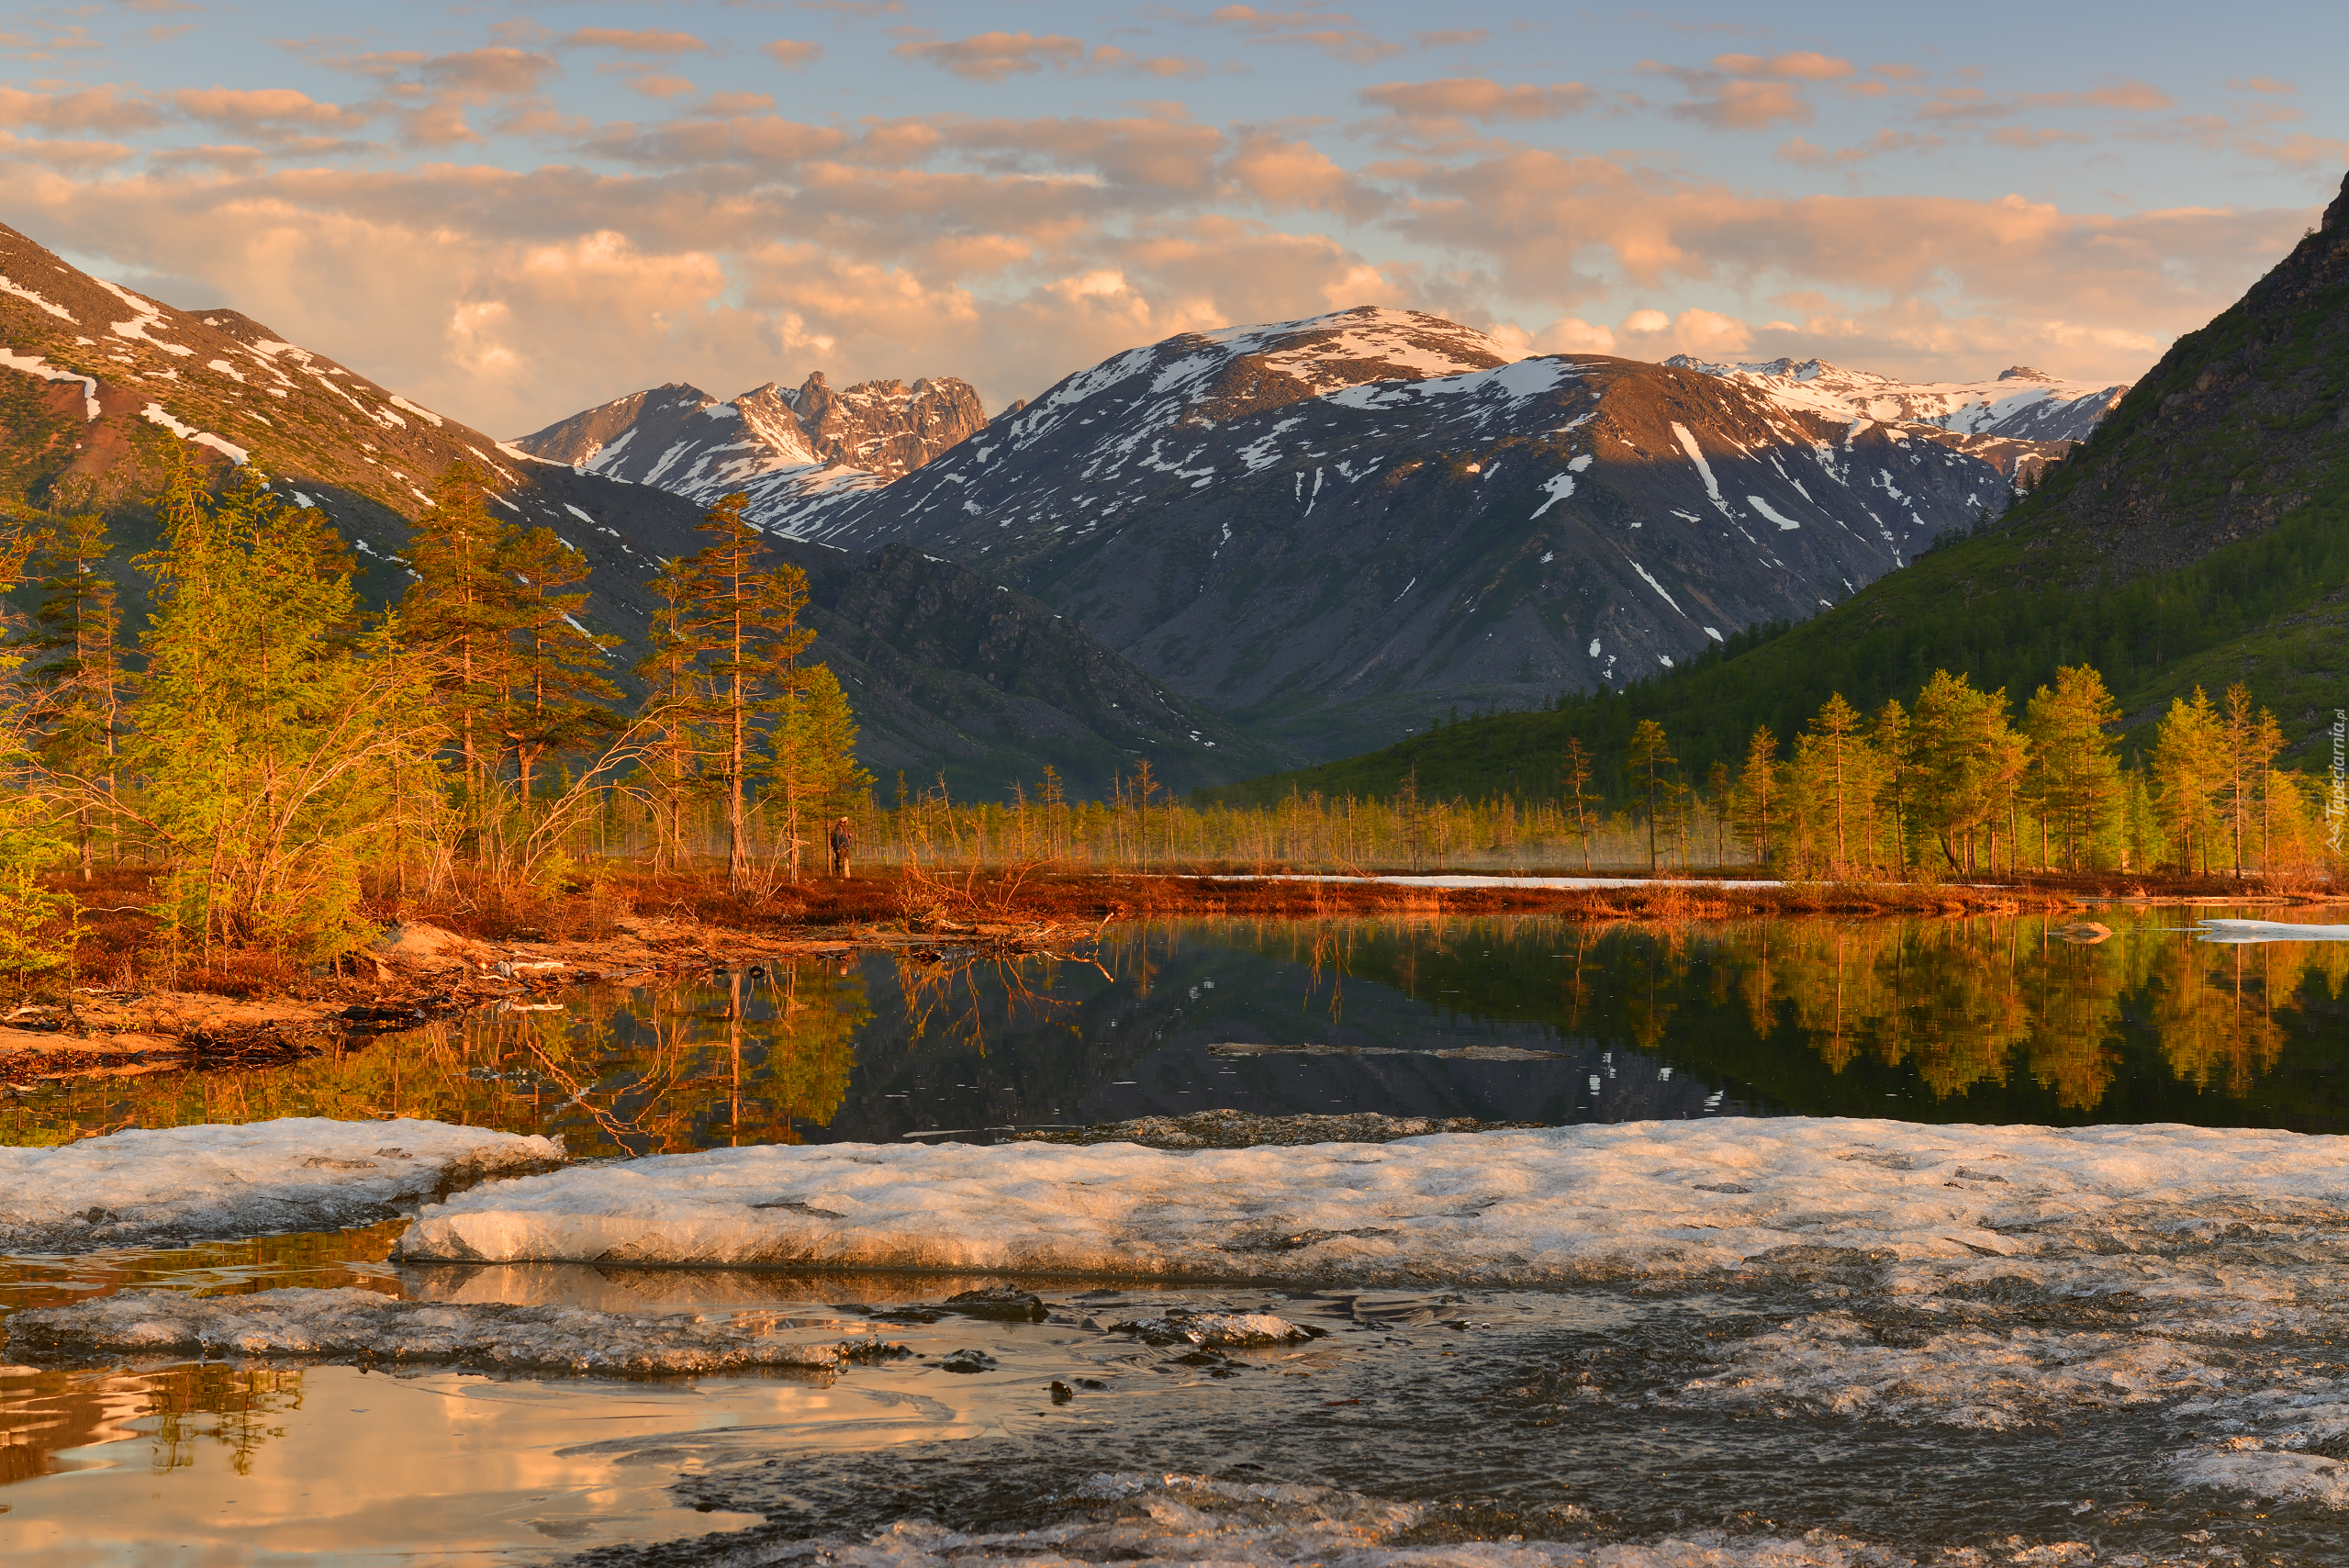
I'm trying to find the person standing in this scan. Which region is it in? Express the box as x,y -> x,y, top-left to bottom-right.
829,815 -> 855,879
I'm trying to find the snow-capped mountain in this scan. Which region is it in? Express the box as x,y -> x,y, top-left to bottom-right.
716,306 -> 2061,758
1666,356 -> 2127,444
0,221 -> 1278,797
509,372 -> 985,510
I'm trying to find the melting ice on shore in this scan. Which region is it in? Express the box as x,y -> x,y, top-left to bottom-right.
0,1118 -> 564,1252
393,1117 -> 2349,1284
5,1285 -> 897,1375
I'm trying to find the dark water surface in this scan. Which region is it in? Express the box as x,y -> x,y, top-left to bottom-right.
8,906 -> 2349,1153
7,908 -> 2349,1563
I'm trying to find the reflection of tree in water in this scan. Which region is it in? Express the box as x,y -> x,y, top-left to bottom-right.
5,964 -> 874,1156
0,1363 -> 305,1484
1237,913 -> 2349,1120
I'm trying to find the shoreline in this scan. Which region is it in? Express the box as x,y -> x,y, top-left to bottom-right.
5,868 -> 2333,1087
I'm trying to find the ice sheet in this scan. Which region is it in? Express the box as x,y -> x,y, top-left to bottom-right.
2197,918 -> 2349,943
393,1119 -> 2349,1282
1,1117 -> 564,1252
6,1285 -> 878,1374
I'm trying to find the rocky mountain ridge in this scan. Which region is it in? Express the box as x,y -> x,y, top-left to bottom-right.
700,306 -> 2096,758
0,220 -> 1270,798
1665,354 -> 2128,445
508,372 -> 986,515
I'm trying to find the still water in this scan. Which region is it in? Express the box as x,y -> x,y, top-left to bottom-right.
6,908 -> 2349,1565
8,907 -> 2349,1152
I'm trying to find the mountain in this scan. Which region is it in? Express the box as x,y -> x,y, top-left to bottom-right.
1666,356 -> 2125,446
509,372 -> 985,503
699,307 -> 2084,759
1213,172 -> 2349,804
0,221 -> 1275,800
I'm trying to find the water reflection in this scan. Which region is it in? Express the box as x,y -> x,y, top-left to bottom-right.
6,908 -> 2348,1150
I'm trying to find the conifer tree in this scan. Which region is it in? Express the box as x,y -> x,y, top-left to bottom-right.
1805,693 -> 1865,873
10,512 -> 120,878
766,662 -> 873,874
498,524 -> 621,803
676,492 -> 813,892
2022,666 -> 2122,871
1626,719 -> 1674,873
2151,689 -> 2224,873
0,516 -> 77,999
129,459 -> 434,958
1735,725 -> 1778,868
1560,736 -> 1597,870
632,558 -> 708,871
405,461 -> 520,842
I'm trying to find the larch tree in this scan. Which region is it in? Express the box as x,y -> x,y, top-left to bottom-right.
766,661 -> 872,876
2022,666 -> 2122,871
1561,736 -> 1597,870
1805,693 -> 1865,873
0,514 -> 78,1001
1734,725 -> 1778,868
2151,689 -> 2224,873
632,558 -> 709,871
677,492 -> 813,893
129,460 -> 433,958
10,511 -> 120,879
404,460 -> 523,854
498,524 -> 621,804
1625,719 -> 1675,873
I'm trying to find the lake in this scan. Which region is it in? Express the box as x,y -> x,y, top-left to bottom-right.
8,907 -> 2348,1152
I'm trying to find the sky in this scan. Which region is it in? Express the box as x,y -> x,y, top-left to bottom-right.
4,1 -> 2343,436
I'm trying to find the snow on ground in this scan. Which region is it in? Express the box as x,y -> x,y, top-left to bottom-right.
393,1118 -> 2349,1283
0,1118 -> 564,1253
5,1286 -> 888,1375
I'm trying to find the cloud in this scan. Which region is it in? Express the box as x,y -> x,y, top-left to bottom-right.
564,28 -> 707,56
1778,129 -> 1942,167
764,39 -> 822,69
167,87 -> 371,133
1206,6 -> 1401,65
1916,77 -> 2174,123
307,44 -> 562,148
0,84 -> 163,133
1639,59 -> 1830,130
1674,78 -> 1813,130
1616,304 -> 1751,357
1375,142 -> 2310,384
2229,76 -> 2294,95
1707,51 -> 1853,81
1415,29 -> 1487,48
895,31 -> 1087,80
891,32 -> 1197,80
1359,78 -> 1594,126
0,127 -> 135,170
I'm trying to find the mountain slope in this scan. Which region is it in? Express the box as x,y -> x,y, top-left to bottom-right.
1211,174 -> 2349,804
509,372 -> 985,499
0,221 -> 1276,800
1667,356 -> 2125,443
721,307 -> 2073,758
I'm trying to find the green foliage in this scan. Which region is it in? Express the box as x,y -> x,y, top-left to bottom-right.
128,456 -> 436,959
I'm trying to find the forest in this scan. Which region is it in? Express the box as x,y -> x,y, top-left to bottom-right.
2,462 -> 2338,1009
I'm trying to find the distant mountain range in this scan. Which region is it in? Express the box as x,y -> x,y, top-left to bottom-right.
1215,170 -> 2349,805
0,222 -> 1279,799
576,307 -> 2103,758
2,210 -> 2142,794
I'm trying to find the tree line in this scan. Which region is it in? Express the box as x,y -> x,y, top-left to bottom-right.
1601,664 -> 2321,878
0,460 -> 868,985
